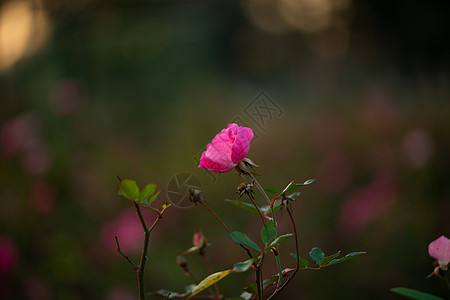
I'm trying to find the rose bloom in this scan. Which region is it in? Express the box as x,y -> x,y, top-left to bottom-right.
199,123 -> 253,173
428,235 -> 450,270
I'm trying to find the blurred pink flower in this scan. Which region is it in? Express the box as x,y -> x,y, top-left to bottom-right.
0,237 -> 17,273
428,235 -> 450,270
101,209 -> 149,255
338,171 -> 397,237
199,123 -> 253,173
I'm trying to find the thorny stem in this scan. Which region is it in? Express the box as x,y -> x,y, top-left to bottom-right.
122,202 -> 167,300
199,201 -> 253,260
267,207 -> 299,300
248,174 -> 284,287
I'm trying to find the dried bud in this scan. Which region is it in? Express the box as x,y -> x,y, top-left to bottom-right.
237,181 -> 255,198
177,254 -> 189,272
189,189 -> 204,205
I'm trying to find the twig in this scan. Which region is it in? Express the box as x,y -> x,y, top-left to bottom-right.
115,236 -> 137,270
246,193 -> 266,226
199,201 -> 253,260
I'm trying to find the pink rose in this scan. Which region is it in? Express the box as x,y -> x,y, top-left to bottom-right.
199,123 -> 253,173
428,235 -> 450,269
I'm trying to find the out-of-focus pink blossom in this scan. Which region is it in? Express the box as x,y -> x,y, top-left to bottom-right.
0,237 -> 17,273
338,171 -> 397,237
0,113 -> 39,157
101,209 -> 149,255
428,235 -> 450,270
199,123 -> 253,173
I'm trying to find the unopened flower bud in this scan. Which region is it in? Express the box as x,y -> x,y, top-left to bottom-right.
193,230 -> 206,249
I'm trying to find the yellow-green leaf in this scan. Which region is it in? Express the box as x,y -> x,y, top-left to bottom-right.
139,183 -> 157,203
119,179 -> 140,202
189,269 -> 234,297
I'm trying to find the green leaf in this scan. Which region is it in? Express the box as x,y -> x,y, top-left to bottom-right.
268,233 -> 293,248
139,183 -> 156,203
281,181 -> 294,194
260,201 -> 282,213
225,199 -> 282,214
225,199 -> 259,213
119,179 -> 140,202
284,179 -> 316,193
309,247 -> 325,266
303,179 -> 316,185
287,192 -> 301,199
261,220 -> 277,245
230,231 -> 261,252
328,251 -> 366,265
265,188 -> 282,194
189,269 -> 234,297
233,259 -> 254,273
148,190 -> 160,205
290,253 -> 309,267
321,251 -> 341,266
240,292 -> 253,300
391,288 -> 444,300
263,275 -> 279,289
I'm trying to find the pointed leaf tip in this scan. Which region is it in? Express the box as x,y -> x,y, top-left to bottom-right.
139,183 -> 157,203
230,231 -> 261,252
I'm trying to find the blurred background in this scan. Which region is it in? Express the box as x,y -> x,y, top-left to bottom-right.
1,0 -> 450,299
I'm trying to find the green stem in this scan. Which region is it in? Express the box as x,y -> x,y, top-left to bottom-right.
267,207 -> 299,300
248,174 -> 284,286
255,268 -> 262,300
445,271 -> 450,291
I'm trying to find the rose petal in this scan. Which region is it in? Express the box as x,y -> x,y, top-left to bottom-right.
428,235 -> 450,266
231,126 -> 253,163
199,142 -> 235,173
